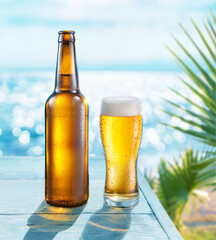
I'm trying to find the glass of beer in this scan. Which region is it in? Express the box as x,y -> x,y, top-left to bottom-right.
100,96 -> 142,208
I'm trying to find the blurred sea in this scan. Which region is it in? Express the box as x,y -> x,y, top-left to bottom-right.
0,71 -> 202,169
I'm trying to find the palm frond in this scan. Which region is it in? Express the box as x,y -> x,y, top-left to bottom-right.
190,20 -> 216,66
162,98 -> 215,127
210,9 -> 216,24
155,147 -> 216,229
161,122 -> 216,146
204,18 -> 216,49
143,168 -> 157,190
178,77 -> 216,113
166,45 -> 215,99
196,151 -> 216,184
163,11 -> 216,147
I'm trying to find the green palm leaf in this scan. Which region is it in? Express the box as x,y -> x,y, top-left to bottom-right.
149,10 -> 216,232
143,168 -> 157,190
204,19 -> 216,48
189,20 -> 216,66
154,147 -> 216,229
210,9 -> 216,25
196,151 -> 216,185
163,10 -> 216,147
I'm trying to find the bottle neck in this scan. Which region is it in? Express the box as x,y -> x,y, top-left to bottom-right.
55,33 -> 79,92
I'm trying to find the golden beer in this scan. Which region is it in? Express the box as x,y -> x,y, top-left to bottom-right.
100,97 -> 142,207
45,31 -> 89,207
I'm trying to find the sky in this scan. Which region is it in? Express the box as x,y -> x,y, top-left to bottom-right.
0,0 -> 215,71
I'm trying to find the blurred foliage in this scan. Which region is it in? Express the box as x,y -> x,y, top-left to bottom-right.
182,225 -> 216,240
145,147 -> 216,229
144,10 -> 216,234
162,9 -> 216,147
156,147 -> 215,229
143,168 -> 157,190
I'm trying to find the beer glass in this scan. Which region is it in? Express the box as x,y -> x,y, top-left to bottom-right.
100,96 -> 142,208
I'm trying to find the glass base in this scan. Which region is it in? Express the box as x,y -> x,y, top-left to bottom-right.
104,192 -> 139,208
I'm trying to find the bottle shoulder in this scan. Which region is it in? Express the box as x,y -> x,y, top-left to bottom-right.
45,91 -> 88,110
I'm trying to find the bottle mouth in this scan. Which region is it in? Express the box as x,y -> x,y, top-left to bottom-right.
58,30 -> 75,34
58,30 -> 75,42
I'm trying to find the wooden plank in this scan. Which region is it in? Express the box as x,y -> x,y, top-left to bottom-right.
138,169 -> 183,240
0,157 -> 172,239
0,156 -> 151,215
0,179 -> 151,215
0,177 -> 167,239
0,213 -> 168,240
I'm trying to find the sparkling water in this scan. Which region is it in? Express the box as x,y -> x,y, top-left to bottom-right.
0,71 -> 202,169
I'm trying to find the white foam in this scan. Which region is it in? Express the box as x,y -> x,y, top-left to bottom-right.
100,96 -> 142,116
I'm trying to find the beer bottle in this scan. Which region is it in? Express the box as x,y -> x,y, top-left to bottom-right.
45,30 -> 89,207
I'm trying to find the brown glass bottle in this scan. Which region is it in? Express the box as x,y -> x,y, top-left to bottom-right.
45,30 -> 89,207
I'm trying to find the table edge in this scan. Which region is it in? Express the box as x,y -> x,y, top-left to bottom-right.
138,169 -> 183,240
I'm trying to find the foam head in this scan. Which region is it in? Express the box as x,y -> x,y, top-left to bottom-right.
100,96 -> 142,116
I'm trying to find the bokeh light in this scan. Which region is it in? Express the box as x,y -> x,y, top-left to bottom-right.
0,71 -> 203,156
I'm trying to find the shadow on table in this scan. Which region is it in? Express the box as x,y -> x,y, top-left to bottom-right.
23,200 -> 85,240
80,204 -> 132,240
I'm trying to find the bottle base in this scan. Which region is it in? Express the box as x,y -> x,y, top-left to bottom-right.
104,192 -> 139,208
46,198 -> 88,208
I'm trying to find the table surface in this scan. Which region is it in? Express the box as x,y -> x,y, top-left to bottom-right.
0,156 -> 183,240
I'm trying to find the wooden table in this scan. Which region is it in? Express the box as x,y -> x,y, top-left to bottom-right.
0,157 -> 183,240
